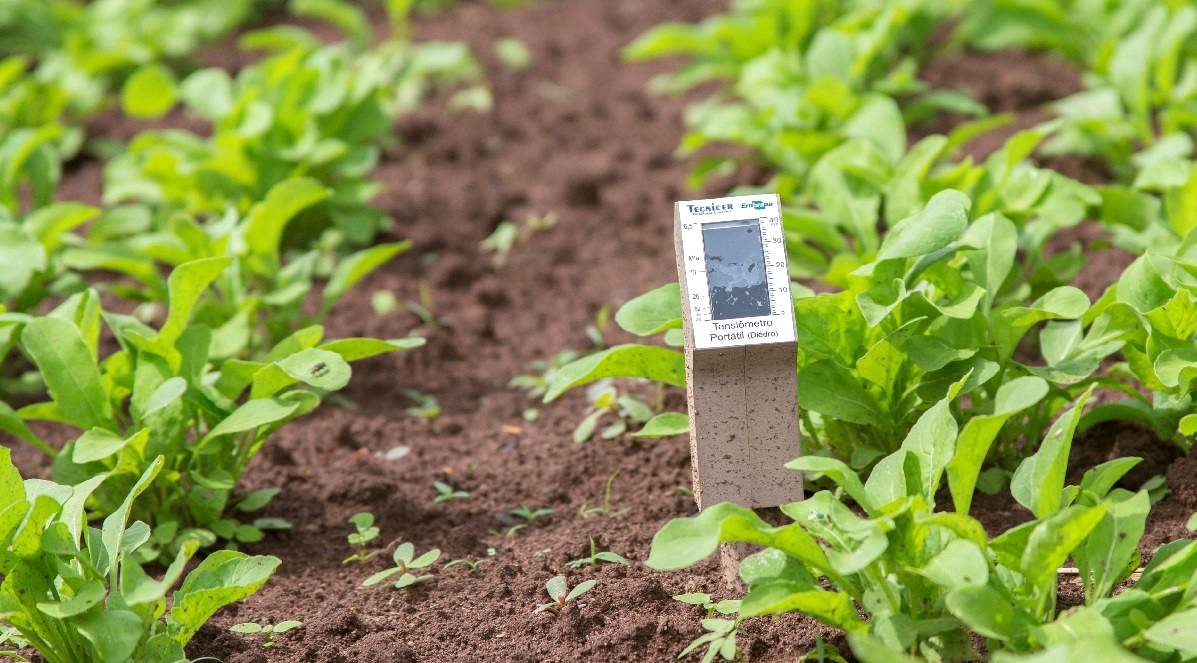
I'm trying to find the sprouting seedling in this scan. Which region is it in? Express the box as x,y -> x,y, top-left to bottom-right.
586,304 -> 610,348
229,620 -> 303,648
433,480 -> 469,503
511,504 -> 553,524
509,349 -> 582,399
673,592 -> 740,617
406,279 -> 446,327
572,382 -> 653,443
444,557 -> 489,573
577,470 -> 629,519
404,389 -> 441,421
481,221 -> 519,266
343,512 -> 380,564
565,537 -> 631,569
533,575 -> 596,614
362,542 -> 441,589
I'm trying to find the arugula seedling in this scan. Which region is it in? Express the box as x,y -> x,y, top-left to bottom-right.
565,538 -> 630,569
494,37 -> 532,71
343,512 -> 381,564
533,575 -> 596,614
679,618 -> 739,663
481,221 -> 519,266
362,542 -> 441,589
433,480 -> 469,503
444,558 -> 489,573
673,593 -> 740,617
404,389 -> 442,421
509,349 -> 582,399
577,470 -> 629,519
406,280 -> 448,328
511,504 -> 554,524
229,620 -> 303,649
572,382 -> 654,443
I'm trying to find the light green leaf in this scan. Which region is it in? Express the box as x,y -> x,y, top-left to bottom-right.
158,257 -> 232,345
544,344 -> 685,402
324,241 -> 411,311
168,551 -> 281,643
615,283 -> 682,336
633,412 -> 689,438
76,609 -> 144,662
121,63 -> 177,119
21,316 -> 112,431
1011,387 -> 1094,518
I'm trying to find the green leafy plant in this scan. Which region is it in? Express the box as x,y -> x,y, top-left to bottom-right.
565,537 -> 630,569
577,470 -> 629,519
343,512 -> 381,564
362,542 -> 441,589
647,387 -> 1197,660
532,575 -> 595,614
103,22 -> 481,253
511,504 -> 553,525
674,592 -> 741,618
229,620 -> 303,649
571,382 -> 654,443
0,258 -> 416,553
0,449 -> 279,663
433,480 -> 469,503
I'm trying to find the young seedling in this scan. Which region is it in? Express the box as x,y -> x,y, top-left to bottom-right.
679,618 -> 739,663
508,349 -> 582,400
533,575 -> 595,614
404,389 -> 442,421
673,592 -> 740,617
343,512 -> 380,564
511,504 -> 553,524
577,470 -> 629,519
572,382 -> 653,443
480,221 -> 519,266
362,542 -> 441,589
444,558 -> 489,573
406,279 -> 447,327
565,537 -> 631,569
229,620 -> 303,649
433,480 -> 469,503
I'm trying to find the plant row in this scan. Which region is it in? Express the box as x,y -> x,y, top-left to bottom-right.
0,1 -> 483,660
538,1 -> 1197,661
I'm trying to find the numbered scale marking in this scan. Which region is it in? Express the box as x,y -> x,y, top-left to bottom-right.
678,194 -> 795,350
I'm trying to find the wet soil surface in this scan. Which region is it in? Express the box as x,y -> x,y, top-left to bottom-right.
9,2 -> 1197,662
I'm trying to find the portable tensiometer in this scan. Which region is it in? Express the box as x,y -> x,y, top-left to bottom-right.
674,194 -> 802,510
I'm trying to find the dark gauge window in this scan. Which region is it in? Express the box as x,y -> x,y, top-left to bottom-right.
701,219 -> 770,320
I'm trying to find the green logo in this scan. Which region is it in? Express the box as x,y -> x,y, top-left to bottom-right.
752,201 -> 766,210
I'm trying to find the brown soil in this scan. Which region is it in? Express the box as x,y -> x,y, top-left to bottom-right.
7,2 -> 1196,662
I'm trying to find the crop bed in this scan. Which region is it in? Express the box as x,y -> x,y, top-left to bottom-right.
6,0 -> 1197,662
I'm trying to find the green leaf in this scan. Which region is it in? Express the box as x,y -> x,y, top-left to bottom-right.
785,456 -> 873,515
168,551 -> 281,644
121,63 -> 177,119
739,582 -> 863,631
158,257 -> 232,346
848,633 -> 924,663
543,344 -> 685,402
203,397 -> 303,442
633,412 -> 688,438
76,609 -> 144,662
0,400 -> 52,456
0,224 -> 45,301
875,189 -> 970,262
36,578 -> 105,618
318,337 -> 425,362
21,316 -> 112,431
252,348 -> 351,398
898,395 -> 958,500
1143,607 -> 1197,657
917,539 -> 988,591
945,585 -> 1025,642
245,178 -> 330,275
565,579 -> 595,602
1021,504 -> 1108,585
948,376 -> 1048,514
237,488 -> 280,513
1076,490 -> 1149,601
180,68 -> 234,119
615,283 -> 682,336
101,456 -> 165,576
993,287 -> 1091,362
1011,387 -> 1094,518
798,360 -> 880,425
73,428 -> 149,464
323,241 -> 411,312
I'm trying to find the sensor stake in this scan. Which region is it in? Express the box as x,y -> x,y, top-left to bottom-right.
674,194 -> 802,510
